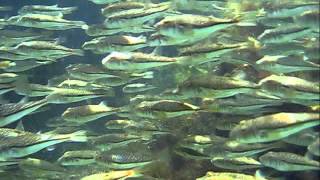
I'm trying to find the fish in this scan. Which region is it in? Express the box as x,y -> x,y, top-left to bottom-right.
57,150 -> 97,166
95,143 -> 154,169
257,25 -> 313,44
105,119 -> 160,132
0,34 -> 45,47
200,94 -> 282,115
307,137 -> 320,157
155,14 -> 238,45
62,102 -> 119,123
0,48 -> 38,61
211,157 -> 262,171
182,134 -> 227,145
0,73 -> 19,83
14,83 -> 59,97
57,79 -> 104,89
267,3 -> 319,19
85,24 -> 155,36
294,9 -> 320,32
170,74 -> 259,100
19,158 -> 66,179
82,35 -> 147,54
104,2 -> 172,29
88,0 -> 120,5
205,140 -> 282,158
196,171 -> 263,180
18,5 -> 77,16
122,83 -> 156,94
0,99 -> 48,127
93,71 -> 153,87
255,54 -> 320,74
283,129 -> 318,147
66,63 -> 119,81
132,99 -> 199,119
81,169 -> 142,180
230,112 -> 320,144
7,41 -> 84,59
0,84 -> 15,95
176,40 -> 250,65
8,14 -> 88,30
102,52 -> 177,72
0,128 -> 87,159
0,6 -> 12,11
259,151 -> 320,171
258,75 -> 320,100
88,133 -> 146,151
2,60 -> 51,73
0,61 -> 16,70
46,88 -> 114,104
101,2 -> 146,17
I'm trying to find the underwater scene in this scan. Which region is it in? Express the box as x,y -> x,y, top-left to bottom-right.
0,0 -> 319,179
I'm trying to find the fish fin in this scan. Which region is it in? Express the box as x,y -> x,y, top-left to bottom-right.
140,71 -> 154,79
98,101 -> 108,107
46,145 -> 56,152
13,76 -> 32,96
255,170 -> 267,180
15,120 -> 25,131
18,96 -> 29,104
65,6 -> 78,14
54,35 -> 67,45
66,130 -> 87,142
81,24 -> 89,30
72,49 -> 84,56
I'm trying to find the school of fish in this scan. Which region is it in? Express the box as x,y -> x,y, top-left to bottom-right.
0,0 -> 319,179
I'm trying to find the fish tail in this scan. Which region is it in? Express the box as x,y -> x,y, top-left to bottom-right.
141,71 -> 154,79
132,71 -> 154,79
65,6 -> 78,14
81,24 -> 89,30
72,49 -> 84,56
247,36 -> 262,50
65,130 -> 87,142
12,75 -> 31,96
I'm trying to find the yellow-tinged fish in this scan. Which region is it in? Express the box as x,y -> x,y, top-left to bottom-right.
81,169 -> 141,180
62,102 -> 119,123
230,112 -> 320,144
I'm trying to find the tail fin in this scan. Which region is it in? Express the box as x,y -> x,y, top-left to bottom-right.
12,75 -> 31,96
131,71 -> 154,79
72,49 -> 84,56
65,130 -> 87,142
81,24 -> 89,30
65,6 -> 78,14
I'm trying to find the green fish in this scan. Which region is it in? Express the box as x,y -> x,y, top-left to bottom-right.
46,88 -> 114,104
230,112 -> 320,144
57,150 -> 97,166
155,14 -> 238,45
19,158 -> 66,179
8,14 -> 88,30
0,99 -> 48,127
255,54 -> 320,74
18,5 -> 77,17
102,52 -> 177,72
0,128 -> 87,159
211,157 -> 262,171
259,151 -> 320,171
62,102 -> 118,123
82,35 -> 147,54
